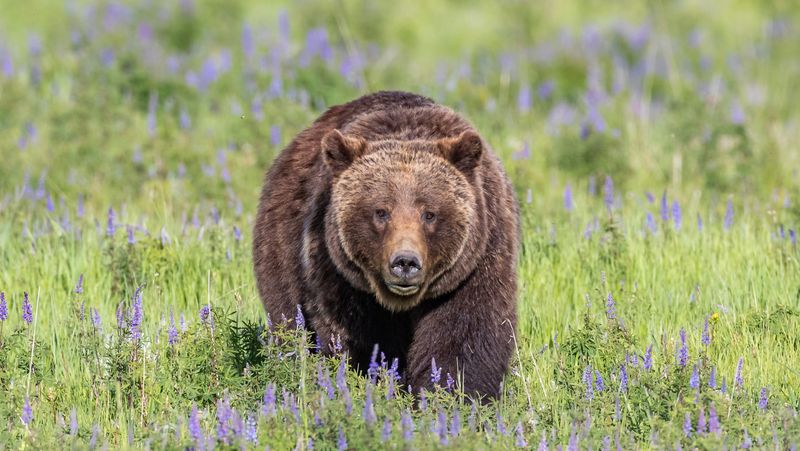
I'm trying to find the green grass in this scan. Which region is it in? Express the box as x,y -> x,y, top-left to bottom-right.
1,0 -> 799,448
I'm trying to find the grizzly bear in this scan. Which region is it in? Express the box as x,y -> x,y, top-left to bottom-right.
253,91 -> 519,398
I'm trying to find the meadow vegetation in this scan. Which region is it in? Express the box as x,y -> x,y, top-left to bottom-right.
0,0 -> 799,448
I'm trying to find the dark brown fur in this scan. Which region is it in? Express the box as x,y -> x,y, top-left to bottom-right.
253,91 -> 519,398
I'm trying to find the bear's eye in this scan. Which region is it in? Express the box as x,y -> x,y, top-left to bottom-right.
374,209 -> 390,222
422,211 -> 436,224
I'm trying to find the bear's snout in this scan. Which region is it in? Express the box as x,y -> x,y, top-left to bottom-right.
390,251 -> 422,278
385,250 -> 424,296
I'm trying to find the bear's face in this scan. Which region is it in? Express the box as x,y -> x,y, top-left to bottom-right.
323,130 -> 482,311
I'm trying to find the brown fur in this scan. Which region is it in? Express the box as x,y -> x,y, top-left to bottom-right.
253,91 -> 519,398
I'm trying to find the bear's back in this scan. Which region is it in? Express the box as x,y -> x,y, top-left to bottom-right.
316,91 -> 436,130
314,91 -> 472,143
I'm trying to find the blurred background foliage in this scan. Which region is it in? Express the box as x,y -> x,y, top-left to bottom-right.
0,0 -> 799,213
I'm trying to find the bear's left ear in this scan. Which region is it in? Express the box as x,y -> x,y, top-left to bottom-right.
321,129 -> 367,176
437,130 -> 483,176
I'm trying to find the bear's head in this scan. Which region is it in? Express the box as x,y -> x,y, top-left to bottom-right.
321,129 -> 484,311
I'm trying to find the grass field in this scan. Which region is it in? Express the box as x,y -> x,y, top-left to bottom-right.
1,0 -> 799,448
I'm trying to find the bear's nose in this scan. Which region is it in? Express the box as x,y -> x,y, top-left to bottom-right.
389,251 -> 422,279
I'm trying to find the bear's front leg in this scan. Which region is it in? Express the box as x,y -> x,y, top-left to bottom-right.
405,250 -> 517,399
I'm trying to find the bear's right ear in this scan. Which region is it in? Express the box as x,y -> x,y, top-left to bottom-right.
321,129 -> 366,176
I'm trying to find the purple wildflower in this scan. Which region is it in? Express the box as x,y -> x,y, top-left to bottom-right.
588,176 -> 596,196
106,207 -> 116,237
564,183 -> 574,212
180,109 -> 191,130
660,191 -> 670,222
199,304 -> 214,331
21,396 -> 33,427
188,404 -> 203,443
445,372 -> 455,391
402,410 -> 414,442
367,344 -> 380,382
270,125 -> 281,147
790,229 -> 797,246
677,328 -> 688,367
690,364 -> 699,389
430,357 -> 442,386
515,422 -> 527,447
126,226 -> 135,244
0,292 -> 7,321
22,291 -> 33,324
496,412 -> 507,436
35,173 -> 45,199
702,316 -> 710,346
295,304 -> 305,329
567,423 -> 578,451
116,302 -> 125,329
721,377 -> 728,394
89,424 -> 99,448
74,274 -> 84,294
45,192 -> 54,212
595,370 -> 605,392
538,431 -> 548,451
450,409 -> 461,437
320,365 -> 335,400
644,345 -> 653,370
160,226 -> 171,245
337,427 -> 347,450
168,310 -> 178,345
69,407 -> 78,436
233,226 -> 242,241
216,397 -> 232,444
709,366 -> 717,389
381,418 -> 392,442
672,200 -> 682,230
91,308 -> 102,331
696,407 -> 706,434
730,101 -> 746,125
363,384 -> 376,425
538,80 -> 554,99
342,388 -> 353,416
682,412 -> 692,437
288,396 -> 300,423
336,357 -> 348,391
697,213 -> 703,231
646,212 -> 657,234
708,403 -> 721,434
742,430 -> 752,448
606,293 -> 616,319
724,199 -> 734,230
583,366 -> 594,400
518,85 -> 532,113
241,24 -> 254,59
437,410 -> 448,445
386,370 -> 396,399
2,52 -> 12,78
129,287 -> 143,341
244,415 -> 257,445
261,384 -> 276,416
734,356 -> 744,389
619,364 -> 628,392
603,176 -> 614,210
759,387 -> 768,410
